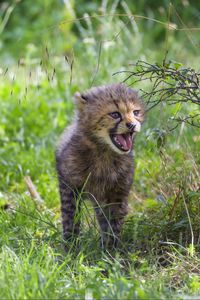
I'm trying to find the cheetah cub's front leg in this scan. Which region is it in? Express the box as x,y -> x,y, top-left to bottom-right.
58,179 -> 81,242
95,200 -> 129,248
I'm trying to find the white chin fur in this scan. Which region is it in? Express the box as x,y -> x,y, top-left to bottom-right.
134,122 -> 141,132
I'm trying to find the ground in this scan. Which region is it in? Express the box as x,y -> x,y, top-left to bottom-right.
0,2 -> 200,299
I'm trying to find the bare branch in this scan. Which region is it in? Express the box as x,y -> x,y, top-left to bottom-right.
113,60 -> 200,127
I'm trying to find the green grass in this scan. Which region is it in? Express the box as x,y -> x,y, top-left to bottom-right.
0,3 -> 200,299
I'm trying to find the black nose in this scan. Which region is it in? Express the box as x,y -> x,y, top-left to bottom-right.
126,122 -> 136,130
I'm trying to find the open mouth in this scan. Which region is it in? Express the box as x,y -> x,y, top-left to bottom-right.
110,132 -> 133,152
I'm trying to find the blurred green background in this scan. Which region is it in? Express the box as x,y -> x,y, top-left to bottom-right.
1,0 -> 200,61
0,1 -> 200,299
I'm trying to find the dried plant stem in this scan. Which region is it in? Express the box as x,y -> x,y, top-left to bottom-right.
24,176 -> 43,205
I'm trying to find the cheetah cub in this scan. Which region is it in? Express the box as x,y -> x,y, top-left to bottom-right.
56,83 -> 144,248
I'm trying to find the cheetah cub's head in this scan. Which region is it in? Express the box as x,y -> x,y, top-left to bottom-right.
74,83 -> 145,154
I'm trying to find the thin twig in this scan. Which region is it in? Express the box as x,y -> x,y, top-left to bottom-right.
24,176 -> 43,204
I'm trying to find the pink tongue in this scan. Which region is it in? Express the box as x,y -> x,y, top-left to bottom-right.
117,133 -> 132,150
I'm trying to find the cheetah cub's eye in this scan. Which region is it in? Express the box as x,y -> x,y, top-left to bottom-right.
133,110 -> 140,117
109,112 -> 121,119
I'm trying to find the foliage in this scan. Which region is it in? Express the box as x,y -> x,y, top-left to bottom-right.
0,0 -> 75,58
0,1 -> 200,299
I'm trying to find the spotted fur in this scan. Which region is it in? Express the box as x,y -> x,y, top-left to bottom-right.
56,83 -> 144,248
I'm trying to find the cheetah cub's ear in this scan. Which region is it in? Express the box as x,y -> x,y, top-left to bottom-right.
74,92 -> 89,110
